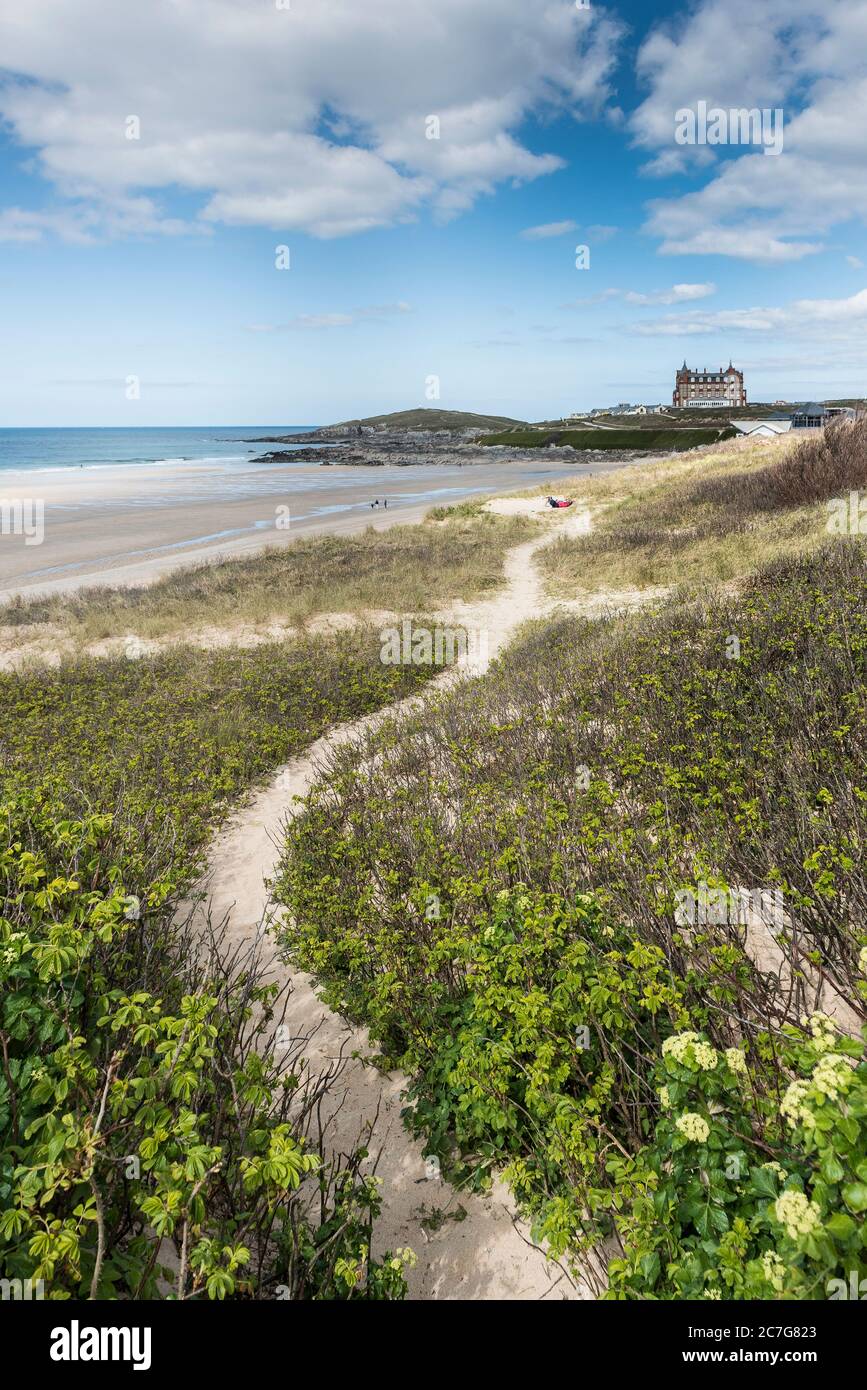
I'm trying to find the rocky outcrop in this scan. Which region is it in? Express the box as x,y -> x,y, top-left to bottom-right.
247,427 -> 645,468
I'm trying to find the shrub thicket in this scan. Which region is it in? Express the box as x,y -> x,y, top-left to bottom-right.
1,629 -> 440,1298
692,416 -> 867,516
0,793 -> 412,1299
276,544 -> 867,1296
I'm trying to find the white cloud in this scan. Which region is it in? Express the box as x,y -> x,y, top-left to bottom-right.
287,314 -> 356,330
631,0 -> 867,263
521,220 -> 578,239
357,302 -> 414,318
0,0 -> 624,240
631,288 -> 867,336
522,220 -> 618,243
646,218 -> 824,265
847,255 -> 864,269
564,283 -> 716,309
244,303 -> 414,331
624,282 -> 716,306
585,224 -> 619,242
561,288 -> 623,307
0,199 -> 196,244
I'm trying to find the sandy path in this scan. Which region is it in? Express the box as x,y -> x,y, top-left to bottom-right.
187,510 -> 614,1300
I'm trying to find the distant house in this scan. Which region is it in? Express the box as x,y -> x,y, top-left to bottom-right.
731,419 -> 792,437
790,403 -> 828,429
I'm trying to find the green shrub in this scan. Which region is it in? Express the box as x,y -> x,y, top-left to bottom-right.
0,632 -> 441,1300
478,427 -> 732,451
276,544 -> 867,1295
0,628 -> 439,892
606,1019 -> 867,1300
692,416 -> 867,515
0,793 -> 411,1300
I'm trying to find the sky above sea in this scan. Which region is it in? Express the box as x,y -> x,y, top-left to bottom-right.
0,0 -> 865,426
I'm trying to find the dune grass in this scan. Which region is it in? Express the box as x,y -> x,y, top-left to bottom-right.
534,431 -> 852,595
0,506 -> 541,649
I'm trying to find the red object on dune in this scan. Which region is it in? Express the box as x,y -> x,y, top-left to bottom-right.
547,496 -> 574,509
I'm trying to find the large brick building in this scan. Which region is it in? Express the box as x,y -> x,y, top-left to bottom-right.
673,361 -> 746,408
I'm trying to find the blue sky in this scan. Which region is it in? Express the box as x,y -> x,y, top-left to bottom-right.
1,0 -> 866,426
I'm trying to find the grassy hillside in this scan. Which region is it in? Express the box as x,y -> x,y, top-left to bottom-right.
539,421 -> 867,594
5,420 -> 867,1303
568,406 -> 791,427
479,426 -> 734,451
327,407 -> 528,431
275,420 -> 867,1301
0,501 -> 541,1300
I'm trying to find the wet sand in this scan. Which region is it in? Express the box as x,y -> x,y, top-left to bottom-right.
0,454 -> 632,599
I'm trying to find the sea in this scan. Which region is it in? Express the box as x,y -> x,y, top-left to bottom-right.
0,426 -> 593,591
0,426 -> 317,475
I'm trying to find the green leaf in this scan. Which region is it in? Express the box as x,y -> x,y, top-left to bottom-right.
639,1252 -> 660,1286
821,1154 -> 845,1183
750,1167 -> 778,1197
826,1212 -> 857,1241
842,1182 -> 867,1214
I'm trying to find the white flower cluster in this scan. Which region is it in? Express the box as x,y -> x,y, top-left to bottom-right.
662,1032 -> 696,1062
812,1052 -> 853,1101
761,1250 -> 786,1292
675,1112 -> 710,1143
774,1190 -> 822,1242
780,1079 -> 814,1129
800,1011 -> 837,1052
1,930 -> 26,970
662,1032 -> 718,1071
725,1047 -> 747,1074
761,1160 -> 787,1182
781,1052 -> 854,1128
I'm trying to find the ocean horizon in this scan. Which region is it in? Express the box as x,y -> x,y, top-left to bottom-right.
0,426 -> 319,475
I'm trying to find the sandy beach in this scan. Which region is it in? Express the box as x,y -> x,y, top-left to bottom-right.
0,453 -> 631,599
